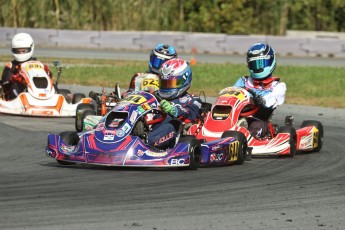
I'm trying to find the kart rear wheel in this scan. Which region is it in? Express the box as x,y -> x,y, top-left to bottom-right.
277,126 -> 297,157
72,93 -> 86,104
80,110 -> 97,131
57,131 -> 80,165
178,136 -> 201,170
75,103 -> 95,132
301,120 -> 323,152
221,130 -> 247,165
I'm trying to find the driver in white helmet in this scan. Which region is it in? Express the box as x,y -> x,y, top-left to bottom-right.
1,32 -> 52,100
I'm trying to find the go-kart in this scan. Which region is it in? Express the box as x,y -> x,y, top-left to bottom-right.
188,87 -> 323,157
74,84 -> 122,132
45,91 -> 247,169
74,73 -> 163,132
0,60 -> 91,117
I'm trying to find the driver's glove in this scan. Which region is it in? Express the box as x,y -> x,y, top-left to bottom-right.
160,99 -> 178,117
253,95 -> 266,106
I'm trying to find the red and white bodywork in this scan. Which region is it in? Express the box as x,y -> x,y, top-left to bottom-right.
0,60 -> 91,117
188,87 -> 322,156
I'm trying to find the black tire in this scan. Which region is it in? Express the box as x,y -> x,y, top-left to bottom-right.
277,126 -> 297,157
221,130 -> 247,165
178,136 -> 202,170
58,88 -> 72,103
81,110 -> 97,131
75,103 -> 95,132
301,120 -> 323,152
72,93 -> 86,104
56,131 -> 79,165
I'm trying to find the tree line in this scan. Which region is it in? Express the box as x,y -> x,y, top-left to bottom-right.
1,0 -> 344,35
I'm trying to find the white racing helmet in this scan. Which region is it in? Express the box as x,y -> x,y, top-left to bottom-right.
11,33 -> 34,62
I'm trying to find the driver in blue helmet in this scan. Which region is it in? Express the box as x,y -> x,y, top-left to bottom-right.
233,43 -> 286,139
127,43 -> 177,92
147,58 -> 202,149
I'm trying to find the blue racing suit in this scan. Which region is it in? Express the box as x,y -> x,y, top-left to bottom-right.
147,92 -> 202,149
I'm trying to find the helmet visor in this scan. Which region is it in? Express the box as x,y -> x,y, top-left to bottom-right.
160,78 -> 185,89
12,47 -> 31,54
248,57 -> 273,71
150,55 -> 166,69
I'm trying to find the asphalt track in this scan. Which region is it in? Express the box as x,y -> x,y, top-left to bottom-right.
1,50 -> 345,230
1,91 -> 345,230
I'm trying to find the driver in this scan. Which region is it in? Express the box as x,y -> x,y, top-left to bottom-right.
232,43 -> 286,139
1,32 -> 52,100
127,43 -> 177,92
146,58 -> 202,149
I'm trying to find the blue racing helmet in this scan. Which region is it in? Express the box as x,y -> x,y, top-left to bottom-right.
247,43 -> 276,80
158,59 -> 192,100
149,43 -> 177,75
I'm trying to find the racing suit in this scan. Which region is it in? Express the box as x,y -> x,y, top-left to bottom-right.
1,58 -> 52,100
147,92 -> 202,149
233,76 -> 286,138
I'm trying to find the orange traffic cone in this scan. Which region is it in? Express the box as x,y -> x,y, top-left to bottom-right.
190,47 -> 197,65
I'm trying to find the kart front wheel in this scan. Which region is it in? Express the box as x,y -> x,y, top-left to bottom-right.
178,136 -> 202,170
301,120 -> 323,152
277,126 -> 297,157
221,130 -> 247,165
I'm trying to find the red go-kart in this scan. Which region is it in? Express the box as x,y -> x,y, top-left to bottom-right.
188,87 -> 323,157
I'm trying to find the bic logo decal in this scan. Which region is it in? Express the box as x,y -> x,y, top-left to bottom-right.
170,158 -> 186,165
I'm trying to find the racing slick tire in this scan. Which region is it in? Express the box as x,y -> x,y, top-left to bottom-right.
301,120 -> 324,152
72,93 -> 86,104
58,88 -> 72,103
80,110 -> 97,131
277,126 -> 297,157
178,135 -> 202,170
56,131 -> 80,165
221,130 -> 247,165
75,103 -> 95,132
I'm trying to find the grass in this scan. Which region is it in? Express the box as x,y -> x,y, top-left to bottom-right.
1,55 -> 344,108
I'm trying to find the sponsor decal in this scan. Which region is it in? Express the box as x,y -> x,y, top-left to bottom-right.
60,145 -> 76,152
122,123 -> 131,133
154,132 -> 174,146
105,129 -> 116,135
104,134 -> 115,141
210,153 -> 224,162
116,130 -> 125,137
130,110 -> 138,123
137,150 -> 144,157
211,145 -> 222,151
141,102 -> 151,110
31,110 -> 54,116
145,150 -> 168,157
138,106 -> 145,113
213,113 -> 229,118
169,158 -> 186,165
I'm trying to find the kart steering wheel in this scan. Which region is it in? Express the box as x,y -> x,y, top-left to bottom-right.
239,87 -> 260,117
145,91 -> 167,125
